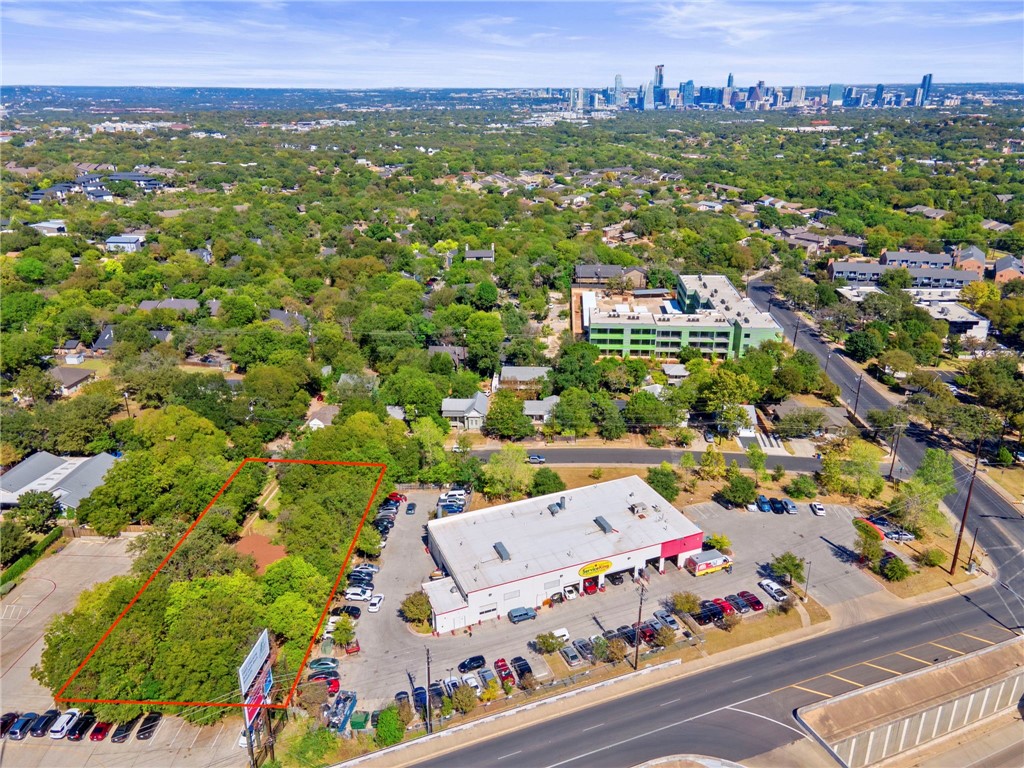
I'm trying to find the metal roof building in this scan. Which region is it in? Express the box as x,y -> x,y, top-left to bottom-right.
423,475 -> 704,632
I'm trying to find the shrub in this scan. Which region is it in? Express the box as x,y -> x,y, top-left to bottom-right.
451,685 -> 478,714
721,613 -> 742,632
646,463 -> 680,502
645,432 -> 666,448
0,527 -> 62,586
374,707 -> 405,747
534,631 -> 565,654
883,557 -> 912,582
607,638 -> 628,664
778,596 -> 797,615
996,446 -> 1014,467
784,474 -> 818,499
721,474 -> 756,505
670,427 -> 696,447
653,626 -> 676,647
589,467 -> 603,480
519,672 -> 539,691
771,464 -> 787,482
918,548 -> 948,567
704,533 -> 731,552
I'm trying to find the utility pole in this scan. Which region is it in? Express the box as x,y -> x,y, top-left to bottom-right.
888,424 -> 906,483
950,439 -> 983,576
802,560 -> 812,603
824,352 -> 832,376
853,374 -> 864,417
791,317 -> 800,346
122,391 -> 133,419
967,526 -> 980,572
633,582 -> 647,670
424,647 -> 433,734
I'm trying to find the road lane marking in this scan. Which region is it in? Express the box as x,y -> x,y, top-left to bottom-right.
658,698 -> 680,707
928,641 -> 964,656
896,651 -> 932,665
727,707 -> 807,738
960,631 -> 997,645
827,673 -> 863,688
863,661 -> 899,674
498,750 -> 523,760
581,723 -> 604,732
732,675 -> 751,682
790,684 -> 828,696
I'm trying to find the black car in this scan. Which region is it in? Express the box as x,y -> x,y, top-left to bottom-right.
405,502 -> 417,515
0,712 -> 18,739
690,609 -> 714,626
29,710 -> 61,738
332,605 -> 361,620
701,600 -> 725,621
411,687 -> 427,711
395,691 -> 410,708
458,655 -> 486,673
348,572 -> 373,584
66,712 -> 97,741
619,627 -> 639,647
510,656 -> 533,680
606,572 -> 626,586
111,715 -> 141,743
136,712 -> 162,740
309,670 -> 341,682
769,497 -> 785,514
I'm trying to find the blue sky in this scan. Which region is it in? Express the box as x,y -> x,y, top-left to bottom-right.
2,1 -> 1021,88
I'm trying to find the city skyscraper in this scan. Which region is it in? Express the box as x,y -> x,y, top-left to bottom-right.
614,73 -> 623,106
912,86 -> 924,107
920,73 -> 933,102
654,64 -> 664,88
727,72 -> 734,88
827,83 -> 844,106
681,79 -> 695,106
790,85 -> 806,105
874,83 -> 885,106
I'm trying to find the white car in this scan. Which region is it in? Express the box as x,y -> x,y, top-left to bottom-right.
563,585 -> 579,600
810,502 -> 826,516
368,594 -> 385,613
653,609 -> 680,632
344,586 -> 373,602
49,709 -> 80,739
462,674 -> 481,695
758,578 -> 788,602
352,563 -> 380,574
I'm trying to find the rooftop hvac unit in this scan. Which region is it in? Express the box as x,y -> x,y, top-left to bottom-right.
595,516 -> 614,534
548,503 -> 561,516
494,542 -> 511,561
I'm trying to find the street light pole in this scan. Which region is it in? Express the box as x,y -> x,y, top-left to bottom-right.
424,648 -> 432,734
950,439 -> 984,576
633,582 -> 647,671
888,424 -> 905,483
802,560 -> 812,603
824,352 -> 832,376
122,391 -> 133,419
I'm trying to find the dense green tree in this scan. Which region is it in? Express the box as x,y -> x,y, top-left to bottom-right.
0,520 -> 32,566
530,467 -> 566,497
483,389 -> 534,439
646,462 -> 680,502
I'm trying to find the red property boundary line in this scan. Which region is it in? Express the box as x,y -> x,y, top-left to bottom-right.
54,457 -> 387,710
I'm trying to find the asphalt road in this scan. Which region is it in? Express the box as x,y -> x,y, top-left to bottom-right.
415,586 -> 1017,768
471,448 -> 821,472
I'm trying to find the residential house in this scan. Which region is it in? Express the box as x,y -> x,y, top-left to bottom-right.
105,234 -> 146,253
981,219 -> 1012,233
138,298 -> 200,313
53,339 -> 85,357
336,372 -> 379,393
661,363 -> 691,386
905,205 -> 950,220
0,451 -> 118,511
826,261 -> 980,289
28,219 -> 67,236
767,398 -> 850,435
464,244 -> 496,263
573,264 -> 648,288
267,308 -> 309,329
91,325 -> 115,354
828,234 -> 866,254
441,392 -> 490,430
695,200 -> 724,212
734,404 -> 758,437
306,405 -> 340,431
49,366 -> 95,396
916,302 -> 990,342
427,345 -> 469,369
497,366 -> 552,392
150,329 -> 172,344
993,255 -> 1024,284
385,405 -> 407,422
522,395 -> 559,425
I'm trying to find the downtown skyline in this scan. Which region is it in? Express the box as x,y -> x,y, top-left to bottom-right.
2,1 -> 1022,89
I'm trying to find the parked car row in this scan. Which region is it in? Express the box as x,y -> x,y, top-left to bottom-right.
436,488 -> 469,515
2,709 -> 160,743
691,585 -> 776,626
867,514 -> 918,542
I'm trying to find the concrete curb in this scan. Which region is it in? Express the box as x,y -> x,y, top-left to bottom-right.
334,659 -> 682,767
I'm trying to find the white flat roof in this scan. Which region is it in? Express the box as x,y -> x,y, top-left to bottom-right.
428,475 -> 702,594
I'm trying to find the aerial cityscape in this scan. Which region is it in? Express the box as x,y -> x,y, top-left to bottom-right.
1,2 -> 1023,768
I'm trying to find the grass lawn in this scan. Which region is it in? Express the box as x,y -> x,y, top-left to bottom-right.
980,465 -> 1024,502
701,609 -> 803,654
554,466 -> 644,490
76,358 -> 112,377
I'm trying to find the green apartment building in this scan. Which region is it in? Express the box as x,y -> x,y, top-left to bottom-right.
581,274 -> 781,359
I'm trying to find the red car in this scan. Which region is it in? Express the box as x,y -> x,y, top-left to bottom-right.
345,639 -> 361,655
323,678 -> 340,695
712,597 -> 736,616
90,722 -> 113,742
582,578 -> 598,595
387,493 -> 407,503
493,658 -> 514,687
634,622 -> 656,645
737,590 -> 764,612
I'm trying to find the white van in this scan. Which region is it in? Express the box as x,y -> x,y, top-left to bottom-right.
552,627 -> 571,643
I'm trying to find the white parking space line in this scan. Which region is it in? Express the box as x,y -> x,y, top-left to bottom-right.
498,750 -> 523,760
581,723 -> 604,732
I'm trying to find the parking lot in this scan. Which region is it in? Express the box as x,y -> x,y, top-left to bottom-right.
327,491 -> 884,713
0,535 -> 249,768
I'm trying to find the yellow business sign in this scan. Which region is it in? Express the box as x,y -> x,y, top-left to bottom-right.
578,560 -> 613,579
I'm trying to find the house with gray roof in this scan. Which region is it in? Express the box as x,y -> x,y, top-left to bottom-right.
463,243 -> 495,263
879,251 -> 952,269
105,234 -> 146,253
827,261 -> 980,289
994,255 -> 1024,284
138,298 -> 200,313
573,264 -> 648,288
48,366 -> 95,396
306,405 -> 340,431
91,325 -> 115,353
268,308 -> 309,329
522,395 -> 559,425
0,451 -> 117,511
498,366 -> 552,391
442,392 -> 490,430
428,345 -> 469,368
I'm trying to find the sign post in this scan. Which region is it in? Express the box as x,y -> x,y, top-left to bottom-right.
239,629 -> 271,768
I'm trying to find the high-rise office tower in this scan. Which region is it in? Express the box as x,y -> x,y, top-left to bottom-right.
727,72 -> 734,88
614,74 -> 623,106
912,87 -> 924,107
654,64 -> 664,88
790,86 -> 806,105
920,73 -> 933,102
874,83 -> 885,106
827,83 -> 844,106
681,80 -> 695,106
641,81 -> 655,110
